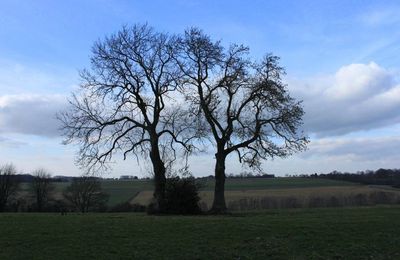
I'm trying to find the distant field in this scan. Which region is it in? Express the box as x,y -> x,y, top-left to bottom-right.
17,179 -> 154,206
99,180 -> 154,206
199,177 -> 355,191
100,177 -> 357,206
18,177 -> 395,208
1,206 -> 400,259
132,185 -> 400,210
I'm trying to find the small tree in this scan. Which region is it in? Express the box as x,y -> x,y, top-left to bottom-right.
31,169 -> 54,212
63,176 -> 109,213
0,164 -> 20,212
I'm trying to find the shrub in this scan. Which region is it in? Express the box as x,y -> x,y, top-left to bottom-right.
148,177 -> 202,215
165,177 -> 202,214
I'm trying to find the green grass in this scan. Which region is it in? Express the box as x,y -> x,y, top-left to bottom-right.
1,206 -> 400,259
100,180 -> 153,206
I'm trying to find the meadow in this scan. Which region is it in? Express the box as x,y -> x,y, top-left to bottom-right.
1,206 -> 399,259
101,177 -> 356,207
4,177 -> 400,259
90,177 -> 399,211
15,177 -> 400,212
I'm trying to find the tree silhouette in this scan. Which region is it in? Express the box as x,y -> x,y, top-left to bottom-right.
0,164 -> 19,212
176,28 -> 308,213
63,176 -> 109,213
31,169 -> 54,212
59,24 -> 193,212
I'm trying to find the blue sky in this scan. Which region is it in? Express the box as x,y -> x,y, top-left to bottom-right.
0,0 -> 399,177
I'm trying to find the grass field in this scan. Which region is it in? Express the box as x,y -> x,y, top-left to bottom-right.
1,206 -> 400,259
132,185 -> 400,210
199,177 -> 355,191
17,177 -> 356,207
17,179 -> 154,206
104,177 -> 356,206
99,180 -> 154,206
16,177 -> 400,210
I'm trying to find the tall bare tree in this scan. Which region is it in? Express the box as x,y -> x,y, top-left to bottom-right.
31,169 -> 54,212
59,24 -> 193,212
176,29 -> 308,213
0,164 -> 19,212
63,176 -> 109,213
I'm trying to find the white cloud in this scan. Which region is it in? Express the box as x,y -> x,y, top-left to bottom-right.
0,94 -> 67,137
302,136 -> 400,161
327,62 -> 393,100
253,135 -> 400,176
290,62 -> 400,136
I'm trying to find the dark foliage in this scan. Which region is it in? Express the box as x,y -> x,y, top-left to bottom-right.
148,177 -> 202,215
165,177 -> 202,214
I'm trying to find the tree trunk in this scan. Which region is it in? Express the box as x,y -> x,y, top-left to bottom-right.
149,135 -> 167,213
37,192 -> 43,212
210,152 -> 227,214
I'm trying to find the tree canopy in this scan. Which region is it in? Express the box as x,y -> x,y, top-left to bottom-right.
59,24 -> 195,212
60,24 -> 308,214
175,28 -> 308,212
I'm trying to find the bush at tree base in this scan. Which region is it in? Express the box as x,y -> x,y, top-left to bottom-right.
147,177 -> 202,215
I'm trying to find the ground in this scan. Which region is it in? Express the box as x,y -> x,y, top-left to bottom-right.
17,177 -> 400,210
1,206 -> 399,259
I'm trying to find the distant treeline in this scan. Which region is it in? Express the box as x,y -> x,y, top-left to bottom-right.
308,169 -> 400,188
202,172 -> 275,179
7,175 -> 100,183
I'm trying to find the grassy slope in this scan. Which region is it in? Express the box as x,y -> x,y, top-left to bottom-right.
1,206 -> 400,259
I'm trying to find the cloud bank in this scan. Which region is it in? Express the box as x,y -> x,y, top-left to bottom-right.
0,62 -> 399,140
0,94 -> 67,137
291,62 -> 400,136
302,135 -> 400,161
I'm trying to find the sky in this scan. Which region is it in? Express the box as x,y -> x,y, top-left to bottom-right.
0,0 -> 399,177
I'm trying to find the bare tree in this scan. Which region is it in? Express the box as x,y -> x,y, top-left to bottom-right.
59,24 -> 194,212
63,176 -> 109,213
0,164 -> 19,212
31,169 -> 54,212
176,29 -> 308,213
